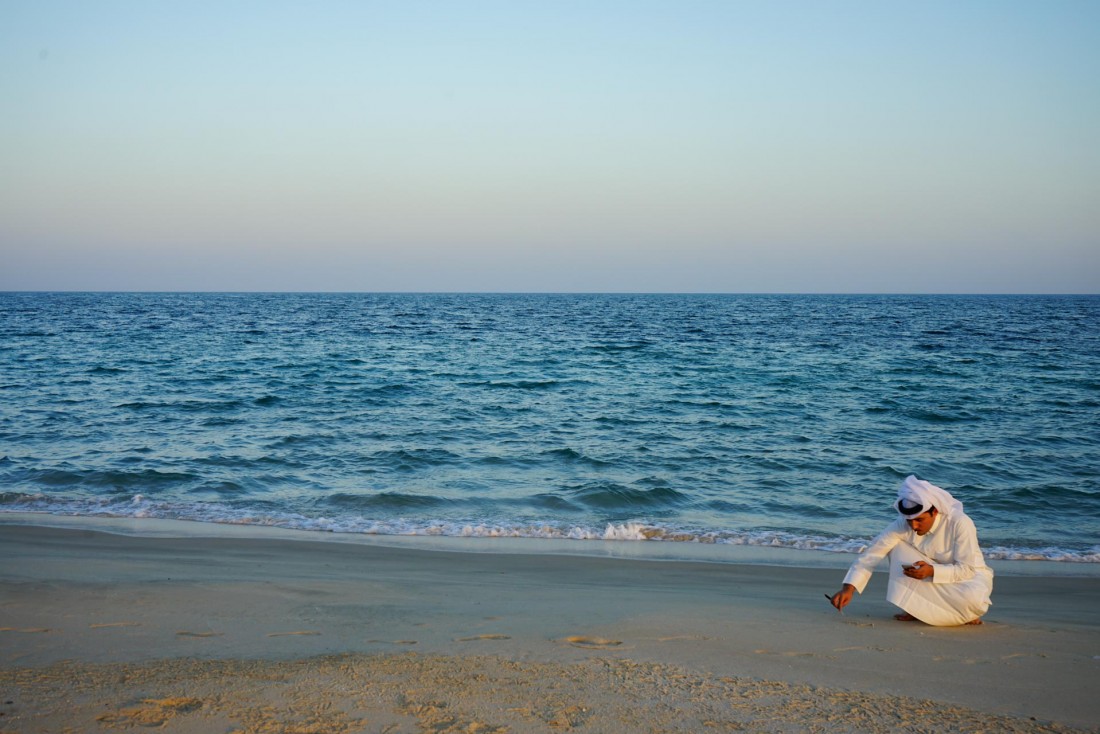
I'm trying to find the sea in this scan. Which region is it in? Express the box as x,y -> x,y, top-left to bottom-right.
1,292 -> 1097,563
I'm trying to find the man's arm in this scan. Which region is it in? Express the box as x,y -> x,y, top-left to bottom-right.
842,522 -> 904,594
829,523 -> 904,611
927,515 -> 983,584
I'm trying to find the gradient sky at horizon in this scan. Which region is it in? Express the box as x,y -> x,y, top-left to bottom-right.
2,1 -> 1098,293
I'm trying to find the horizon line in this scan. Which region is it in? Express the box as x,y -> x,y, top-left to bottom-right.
1,290 -> 1098,297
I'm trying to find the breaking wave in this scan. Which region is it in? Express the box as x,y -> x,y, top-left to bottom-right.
1,493 -> 1096,563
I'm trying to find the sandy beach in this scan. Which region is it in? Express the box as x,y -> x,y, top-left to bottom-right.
1,520 -> 1097,733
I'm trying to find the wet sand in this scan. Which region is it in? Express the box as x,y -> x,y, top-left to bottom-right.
1,522 -> 1098,733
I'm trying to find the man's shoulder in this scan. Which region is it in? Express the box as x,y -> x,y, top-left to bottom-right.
883,517 -> 911,534
945,511 -> 978,532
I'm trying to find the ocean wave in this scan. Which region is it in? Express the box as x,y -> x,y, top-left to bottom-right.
982,545 -> 1100,563
9,468 -> 198,490
903,407 -> 981,423
487,379 -> 563,390
586,342 -> 651,352
352,383 -> 412,395
362,448 -> 463,468
87,365 -> 128,374
117,399 -> 248,413
540,448 -> 616,466
564,481 -> 690,509
188,480 -> 247,495
1,494 -> 1095,563
323,491 -> 454,509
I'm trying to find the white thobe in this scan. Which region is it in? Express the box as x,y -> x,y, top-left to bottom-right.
843,512 -> 993,626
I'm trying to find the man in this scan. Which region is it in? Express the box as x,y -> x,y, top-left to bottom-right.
829,475 -> 993,626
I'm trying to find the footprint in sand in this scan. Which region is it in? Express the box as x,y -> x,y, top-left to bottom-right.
267,630 -> 322,637
90,622 -> 141,629
175,631 -> 224,638
365,639 -> 418,645
455,634 -> 512,642
754,649 -> 815,658
932,655 -> 990,664
562,635 -> 622,649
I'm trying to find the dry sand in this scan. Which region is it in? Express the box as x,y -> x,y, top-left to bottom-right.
1,521 -> 1098,733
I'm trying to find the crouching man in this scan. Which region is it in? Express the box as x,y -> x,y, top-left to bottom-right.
829,475 -> 993,626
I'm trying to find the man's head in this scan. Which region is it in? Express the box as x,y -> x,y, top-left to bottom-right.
895,475 -> 955,526
904,506 -> 938,535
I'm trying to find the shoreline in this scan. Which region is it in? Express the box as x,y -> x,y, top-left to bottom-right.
2,521 -> 1099,731
1,511 -> 1095,577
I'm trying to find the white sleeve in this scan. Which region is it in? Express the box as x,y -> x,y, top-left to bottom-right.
929,515 -> 982,585
843,522 -> 904,594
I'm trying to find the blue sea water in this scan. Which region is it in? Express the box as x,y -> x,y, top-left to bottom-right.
1,292 -> 1097,562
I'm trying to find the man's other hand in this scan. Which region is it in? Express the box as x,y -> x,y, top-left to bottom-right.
903,560 -> 934,580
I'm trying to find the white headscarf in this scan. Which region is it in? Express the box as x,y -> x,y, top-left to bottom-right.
895,475 -> 964,519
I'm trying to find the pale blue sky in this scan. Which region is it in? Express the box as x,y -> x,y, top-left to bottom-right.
2,1 -> 1098,292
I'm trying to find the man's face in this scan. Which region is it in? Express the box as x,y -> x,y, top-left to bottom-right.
906,509 -> 937,535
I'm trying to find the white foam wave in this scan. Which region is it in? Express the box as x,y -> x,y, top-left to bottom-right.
1,494 -> 1096,563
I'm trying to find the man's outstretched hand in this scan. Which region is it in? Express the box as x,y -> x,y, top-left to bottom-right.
829,583 -> 855,612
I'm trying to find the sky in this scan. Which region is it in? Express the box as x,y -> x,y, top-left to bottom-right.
1,1 -> 1098,293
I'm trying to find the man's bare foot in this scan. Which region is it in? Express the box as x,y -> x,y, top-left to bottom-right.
893,613 -> 982,625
